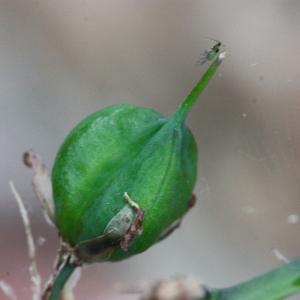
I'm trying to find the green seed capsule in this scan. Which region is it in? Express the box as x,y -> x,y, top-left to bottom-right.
52,52 -> 225,263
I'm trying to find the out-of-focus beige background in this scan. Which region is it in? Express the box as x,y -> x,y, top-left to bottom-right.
1,0 -> 300,299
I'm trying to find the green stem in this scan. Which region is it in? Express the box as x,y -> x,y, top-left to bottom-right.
49,257 -> 77,300
173,52 -> 225,123
208,257 -> 300,300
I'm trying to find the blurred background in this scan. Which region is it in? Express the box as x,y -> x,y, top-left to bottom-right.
1,0 -> 300,299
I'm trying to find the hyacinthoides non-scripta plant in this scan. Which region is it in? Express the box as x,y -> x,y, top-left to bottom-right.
17,43 -> 299,300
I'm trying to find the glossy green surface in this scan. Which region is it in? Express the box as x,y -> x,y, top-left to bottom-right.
52,104 -> 197,260
52,53 -> 224,262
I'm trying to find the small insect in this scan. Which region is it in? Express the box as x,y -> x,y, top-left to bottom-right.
197,38 -> 223,65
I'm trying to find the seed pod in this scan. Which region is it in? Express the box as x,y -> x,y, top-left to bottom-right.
52,53 -> 225,263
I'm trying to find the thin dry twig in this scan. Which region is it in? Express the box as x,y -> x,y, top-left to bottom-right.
21,150 -> 80,300
23,150 -> 55,226
0,280 -> 18,300
9,181 -> 41,300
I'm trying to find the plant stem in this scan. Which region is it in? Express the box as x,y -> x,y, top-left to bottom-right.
208,257 -> 300,300
49,257 -> 77,300
173,51 -> 226,123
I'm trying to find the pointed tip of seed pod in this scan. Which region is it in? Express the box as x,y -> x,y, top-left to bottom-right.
172,50 -> 226,124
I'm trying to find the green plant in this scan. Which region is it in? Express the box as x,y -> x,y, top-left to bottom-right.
14,47 -> 299,300
49,50 -> 225,298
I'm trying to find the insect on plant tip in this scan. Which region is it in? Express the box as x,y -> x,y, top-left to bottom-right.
197,38 -> 224,65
